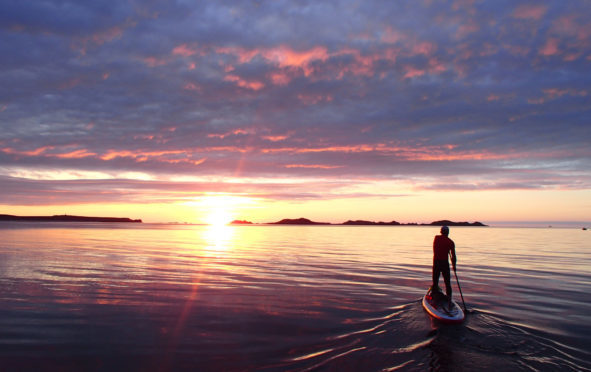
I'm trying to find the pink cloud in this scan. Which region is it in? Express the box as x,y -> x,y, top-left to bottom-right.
552,15 -> 591,41
91,26 -> 125,44
216,46 -> 260,63
544,88 -> 569,99
1,146 -> 54,156
1,145 -> 96,159
512,4 -> 547,20
487,94 -> 500,102
224,75 -> 265,91
183,82 -> 200,91
217,45 -> 330,77
172,44 -> 198,57
544,88 -> 587,99
401,57 -> 445,79
527,97 -> 545,105
98,149 -> 207,166
332,48 -> 394,78
381,26 -> 404,44
428,58 -> 446,74
411,42 -> 436,56
527,88 -> 587,105
72,21 -> 134,55
403,66 -> 426,79
101,149 -> 186,161
479,43 -> 498,57
269,71 -> 292,86
164,158 -> 206,166
504,44 -> 530,57
539,38 -> 560,56
552,15 -> 579,36
262,135 -> 288,142
258,142 -> 520,163
297,94 -> 333,105
216,44 -> 407,83
263,46 -> 329,69
59,78 -> 82,90
53,149 -> 97,159
563,53 -> 580,62
456,22 -> 479,39
261,144 -> 376,154
208,128 -> 255,139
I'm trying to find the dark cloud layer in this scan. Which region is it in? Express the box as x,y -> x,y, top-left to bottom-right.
1,0 -> 590,203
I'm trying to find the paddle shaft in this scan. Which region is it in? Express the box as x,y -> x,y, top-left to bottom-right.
450,252 -> 467,312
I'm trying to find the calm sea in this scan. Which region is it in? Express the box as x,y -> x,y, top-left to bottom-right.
0,222 -> 589,371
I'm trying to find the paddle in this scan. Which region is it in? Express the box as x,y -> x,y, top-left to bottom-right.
451,259 -> 468,313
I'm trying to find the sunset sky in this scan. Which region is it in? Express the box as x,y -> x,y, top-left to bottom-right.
1,1 -> 590,225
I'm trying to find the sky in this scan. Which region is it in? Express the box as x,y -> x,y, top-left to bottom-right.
1,0 -> 590,225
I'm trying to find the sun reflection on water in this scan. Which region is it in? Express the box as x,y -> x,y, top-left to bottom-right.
203,223 -> 235,254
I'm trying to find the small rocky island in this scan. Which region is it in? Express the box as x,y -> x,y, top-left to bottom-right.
343,220 -> 402,225
0,214 -> 142,223
230,220 -> 254,225
270,218 -> 331,225
257,217 -> 488,226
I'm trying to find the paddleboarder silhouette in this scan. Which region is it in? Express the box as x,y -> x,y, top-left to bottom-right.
432,226 -> 456,305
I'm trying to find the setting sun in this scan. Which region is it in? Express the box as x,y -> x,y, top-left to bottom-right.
206,208 -> 233,227
192,194 -> 257,226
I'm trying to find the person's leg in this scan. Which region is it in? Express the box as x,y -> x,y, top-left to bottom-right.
432,260 -> 441,290
442,263 -> 452,298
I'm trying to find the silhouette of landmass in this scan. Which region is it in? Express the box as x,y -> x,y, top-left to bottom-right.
270,218 -> 331,225
343,220 -> 402,225
429,220 -> 486,227
230,220 -> 253,225
342,219 -> 486,226
261,218 -> 487,226
0,214 -> 142,223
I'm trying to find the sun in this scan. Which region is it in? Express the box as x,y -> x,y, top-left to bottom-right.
206,208 -> 233,227
197,194 -> 254,226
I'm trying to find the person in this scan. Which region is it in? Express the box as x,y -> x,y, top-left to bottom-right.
432,226 -> 456,303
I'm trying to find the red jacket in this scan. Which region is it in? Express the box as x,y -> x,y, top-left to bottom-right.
433,234 -> 456,262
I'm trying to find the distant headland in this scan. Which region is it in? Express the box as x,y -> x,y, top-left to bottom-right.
0,214 -> 142,223
271,218 -> 331,225
231,218 -> 487,226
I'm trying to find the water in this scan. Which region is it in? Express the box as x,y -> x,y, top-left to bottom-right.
0,222 -> 589,371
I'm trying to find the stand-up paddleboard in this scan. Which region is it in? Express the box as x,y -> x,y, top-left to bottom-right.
422,287 -> 464,323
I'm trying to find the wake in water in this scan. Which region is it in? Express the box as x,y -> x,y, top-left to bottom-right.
275,301 -> 591,372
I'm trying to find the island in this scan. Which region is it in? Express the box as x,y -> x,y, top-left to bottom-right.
428,220 -> 487,227
343,220 -> 402,225
0,214 -> 142,223
342,219 -> 486,226
230,220 -> 253,225
245,217 -> 488,226
270,218 -> 331,225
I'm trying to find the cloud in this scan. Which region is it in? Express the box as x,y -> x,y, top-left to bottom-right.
0,0 -> 590,205
512,4 -> 547,20
540,38 -> 560,56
